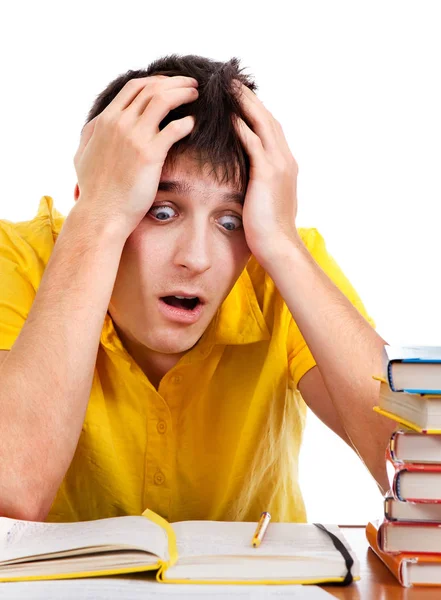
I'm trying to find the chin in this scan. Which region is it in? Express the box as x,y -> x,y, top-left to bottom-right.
145,329 -> 203,355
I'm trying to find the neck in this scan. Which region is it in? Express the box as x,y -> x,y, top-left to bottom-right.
113,323 -> 184,390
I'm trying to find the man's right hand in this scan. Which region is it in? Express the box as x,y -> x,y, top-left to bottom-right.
73,75 -> 199,239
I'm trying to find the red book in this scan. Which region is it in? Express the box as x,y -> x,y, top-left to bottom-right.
385,494 -> 441,522
386,447 -> 441,503
389,429 -> 441,464
378,519 -> 441,554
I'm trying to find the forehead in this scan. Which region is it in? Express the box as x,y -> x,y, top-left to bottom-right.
160,153 -> 243,197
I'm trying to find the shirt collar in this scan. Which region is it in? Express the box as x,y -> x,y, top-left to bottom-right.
100,312 -> 133,364
205,265 -> 270,347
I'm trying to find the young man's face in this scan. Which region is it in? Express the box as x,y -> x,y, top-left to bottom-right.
108,152 -> 251,359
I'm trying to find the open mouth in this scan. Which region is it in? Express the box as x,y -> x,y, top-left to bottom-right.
161,296 -> 201,311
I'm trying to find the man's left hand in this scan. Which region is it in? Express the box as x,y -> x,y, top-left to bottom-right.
233,82 -> 300,267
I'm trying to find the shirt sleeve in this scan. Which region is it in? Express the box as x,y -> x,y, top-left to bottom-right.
0,222 -> 37,350
287,228 -> 376,389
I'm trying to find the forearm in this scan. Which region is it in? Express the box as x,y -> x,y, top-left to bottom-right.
230,80 -> 392,490
262,237 -> 395,492
0,200 -> 127,520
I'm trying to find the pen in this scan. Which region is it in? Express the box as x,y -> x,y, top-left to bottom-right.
251,511 -> 271,548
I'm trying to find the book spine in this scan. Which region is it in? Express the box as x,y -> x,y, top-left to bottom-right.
384,496 -> 396,522
387,360 -> 399,392
386,447 -> 403,500
394,471 -> 405,502
389,430 -> 399,463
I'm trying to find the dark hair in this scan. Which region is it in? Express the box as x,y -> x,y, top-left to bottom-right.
85,54 -> 257,193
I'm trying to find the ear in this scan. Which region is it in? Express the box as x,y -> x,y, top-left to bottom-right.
74,183 -> 80,201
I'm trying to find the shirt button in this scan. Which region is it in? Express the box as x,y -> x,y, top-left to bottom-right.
154,471 -> 165,486
157,420 -> 167,434
171,375 -> 182,384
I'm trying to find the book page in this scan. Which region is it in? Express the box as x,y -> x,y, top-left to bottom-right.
166,521 -> 357,581
0,516 -> 168,564
172,521 -> 350,559
0,577 -> 336,599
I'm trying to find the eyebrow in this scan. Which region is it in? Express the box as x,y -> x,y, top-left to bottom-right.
158,180 -> 245,206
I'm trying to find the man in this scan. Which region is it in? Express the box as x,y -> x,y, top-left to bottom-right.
0,55 -> 395,523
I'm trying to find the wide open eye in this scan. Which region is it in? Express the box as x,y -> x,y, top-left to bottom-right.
217,215 -> 242,231
148,205 -> 177,221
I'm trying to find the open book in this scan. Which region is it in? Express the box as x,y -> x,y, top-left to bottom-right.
0,509 -> 359,585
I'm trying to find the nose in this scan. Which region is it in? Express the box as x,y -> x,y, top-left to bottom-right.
172,220 -> 212,274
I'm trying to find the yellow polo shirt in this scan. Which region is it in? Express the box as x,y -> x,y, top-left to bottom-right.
0,197 -> 375,523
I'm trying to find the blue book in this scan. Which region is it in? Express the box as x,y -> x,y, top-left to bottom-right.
383,345 -> 441,394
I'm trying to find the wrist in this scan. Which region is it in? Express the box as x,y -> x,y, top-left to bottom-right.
254,231 -> 306,271
68,200 -> 131,248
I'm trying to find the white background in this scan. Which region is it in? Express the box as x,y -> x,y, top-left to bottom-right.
1,0 -> 440,523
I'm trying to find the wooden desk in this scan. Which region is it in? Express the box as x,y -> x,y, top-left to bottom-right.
321,526 -> 441,599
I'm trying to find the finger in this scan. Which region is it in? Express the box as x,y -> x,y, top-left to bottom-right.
233,116 -> 266,168
129,75 -> 199,117
234,82 -> 282,153
101,75 -> 196,118
101,77 -> 158,116
137,87 -> 199,137
150,116 -> 196,160
74,115 -> 99,166
151,75 -> 199,91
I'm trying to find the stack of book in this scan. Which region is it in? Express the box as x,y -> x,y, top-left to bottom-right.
367,345 -> 441,587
